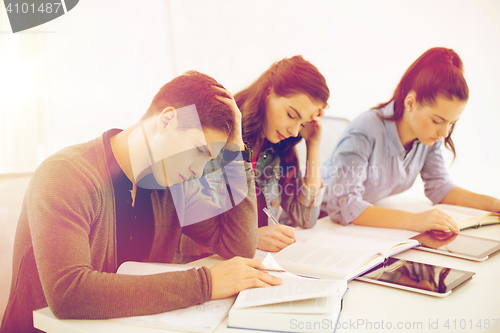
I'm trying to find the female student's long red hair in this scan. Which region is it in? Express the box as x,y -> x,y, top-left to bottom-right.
235,55 -> 330,186
376,47 -> 469,159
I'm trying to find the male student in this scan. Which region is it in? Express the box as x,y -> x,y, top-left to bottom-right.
1,71 -> 282,333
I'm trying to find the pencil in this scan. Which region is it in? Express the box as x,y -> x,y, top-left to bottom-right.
263,207 -> 280,225
257,268 -> 286,273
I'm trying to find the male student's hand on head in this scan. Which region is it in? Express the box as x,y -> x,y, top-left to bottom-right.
210,257 -> 283,300
213,86 -> 245,150
257,225 -> 296,252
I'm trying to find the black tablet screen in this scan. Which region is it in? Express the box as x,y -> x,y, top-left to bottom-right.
358,257 -> 474,294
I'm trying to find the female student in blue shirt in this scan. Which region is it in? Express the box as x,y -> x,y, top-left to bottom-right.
235,55 -> 330,251
322,47 -> 500,233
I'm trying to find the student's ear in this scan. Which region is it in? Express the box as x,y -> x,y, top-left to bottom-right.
157,107 -> 178,134
404,91 -> 417,112
266,86 -> 273,97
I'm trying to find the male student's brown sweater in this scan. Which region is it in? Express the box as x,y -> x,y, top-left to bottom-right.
1,134 -> 257,333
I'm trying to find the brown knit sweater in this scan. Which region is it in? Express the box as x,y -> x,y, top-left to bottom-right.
1,134 -> 257,333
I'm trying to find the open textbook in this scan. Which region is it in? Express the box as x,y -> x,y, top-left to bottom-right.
397,203 -> 500,231
272,227 -> 419,281
115,262 -> 234,333
228,254 -> 347,333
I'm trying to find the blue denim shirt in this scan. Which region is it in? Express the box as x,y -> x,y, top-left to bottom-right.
177,157 -> 256,261
253,145 -> 325,229
321,101 -> 456,225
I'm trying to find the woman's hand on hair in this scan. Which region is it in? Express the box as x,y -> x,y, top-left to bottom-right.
257,225 -> 296,252
214,86 -> 245,150
299,109 -> 323,147
210,256 -> 283,300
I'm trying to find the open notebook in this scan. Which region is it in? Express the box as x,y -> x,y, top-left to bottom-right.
400,203 -> 500,231
272,227 -> 419,281
228,254 -> 347,333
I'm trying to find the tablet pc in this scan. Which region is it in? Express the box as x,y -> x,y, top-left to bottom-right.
410,231 -> 500,261
355,258 -> 475,297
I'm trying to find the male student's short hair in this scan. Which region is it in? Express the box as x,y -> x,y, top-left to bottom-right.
142,71 -> 235,138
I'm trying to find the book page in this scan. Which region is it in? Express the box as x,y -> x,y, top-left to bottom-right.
375,199 -> 500,229
306,232 -> 416,259
386,202 -> 482,224
436,204 -> 489,220
239,295 -> 337,314
117,298 -> 235,333
326,227 -> 419,256
389,202 -> 500,229
330,224 -> 419,239
435,204 -> 500,227
272,230 -> 418,279
233,254 -> 344,309
117,261 -> 196,275
272,241 -> 376,278
115,261 -> 234,333
481,214 -> 500,225
312,230 -> 407,248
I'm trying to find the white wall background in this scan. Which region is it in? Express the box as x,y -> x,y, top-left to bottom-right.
1,0 -> 499,198
0,0 -> 499,326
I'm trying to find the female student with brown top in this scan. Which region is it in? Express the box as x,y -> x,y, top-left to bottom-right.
235,56 -> 330,251
322,47 -> 500,232
178,56 -> 330,257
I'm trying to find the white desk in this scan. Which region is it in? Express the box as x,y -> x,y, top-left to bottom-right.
34,201 -> 500,333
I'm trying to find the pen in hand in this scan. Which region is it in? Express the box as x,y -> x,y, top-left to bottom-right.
257,268 -> 286,273
263,207 -> 280,225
